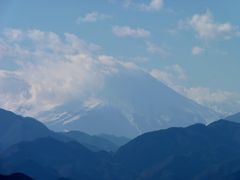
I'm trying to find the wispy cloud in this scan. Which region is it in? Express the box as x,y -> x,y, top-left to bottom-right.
125,0 -> 164,11
179,87 -> 240,115
150,64 -> 187,85
179,10 -> 240,40
3,28 -> 23,41
150,65 -> 240,115
112,26 -> 150,38
76,11 -> 111,23
0,30 -> 104,115
146,42 -> 168,57
192,46 -> 205,56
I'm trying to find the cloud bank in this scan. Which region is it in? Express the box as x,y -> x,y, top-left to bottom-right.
0,29 -> 239,117
0,29 -> 131,116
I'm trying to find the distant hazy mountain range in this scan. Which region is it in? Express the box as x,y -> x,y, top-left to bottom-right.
0,108 -> 129,152
1,108 -> 240,180
38,68 -> 221,137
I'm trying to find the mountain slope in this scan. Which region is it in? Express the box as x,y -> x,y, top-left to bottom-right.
97,134 -> 130,147
0,108 -> 123,152
225,112 -> 240,123
42,68 -> 220,137
0,108 -> 53,149
0,137 -> 109,180
2,118 -> 240,179
61,131 -> 118,152
113,120 -> 240,180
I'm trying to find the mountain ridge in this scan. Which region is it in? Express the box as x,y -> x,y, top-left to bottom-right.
41,68 -> 221,137
0,108 -> 126,152
1,108 -> 239,180
225,112 -> 240,123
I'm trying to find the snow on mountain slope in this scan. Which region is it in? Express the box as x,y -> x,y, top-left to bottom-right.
39,66 -> 221,137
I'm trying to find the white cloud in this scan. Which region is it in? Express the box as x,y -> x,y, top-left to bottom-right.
150,65 -> 240,115
0,71 -> 31,113
1,28 -> 239,117
150,64 -> 187,85
180,10 -> 240,40
0,55 -> 104,116
3,28 -> 23,41
125,0 -> 164,11
0,28 -> 134,116
76,11 -> 111,23
179,87 -> 240,115
180,87 -> 232,104
192,46 -> 205,56
112,26 -> 150,38
140,0 -> 164,11
98,55 -> 116,66
146,42 -> 168,57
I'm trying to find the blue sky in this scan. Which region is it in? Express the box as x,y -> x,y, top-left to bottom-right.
0,0 -> 240,115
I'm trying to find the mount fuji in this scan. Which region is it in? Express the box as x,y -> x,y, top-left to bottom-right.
38,66 -> 221,137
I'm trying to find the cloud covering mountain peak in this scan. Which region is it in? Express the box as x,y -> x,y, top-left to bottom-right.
0,29 -> 137,116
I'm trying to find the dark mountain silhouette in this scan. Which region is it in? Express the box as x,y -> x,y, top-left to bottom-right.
0,108 -> 124,152
0,137 -> 110,180
194,158 -> 240,180
2,108 -> 240,179
113,120 -> 240,180
0,173 -> 34,180
0,108 -> 53,150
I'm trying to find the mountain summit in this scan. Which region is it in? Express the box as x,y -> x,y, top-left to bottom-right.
40,67 -> 220,137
